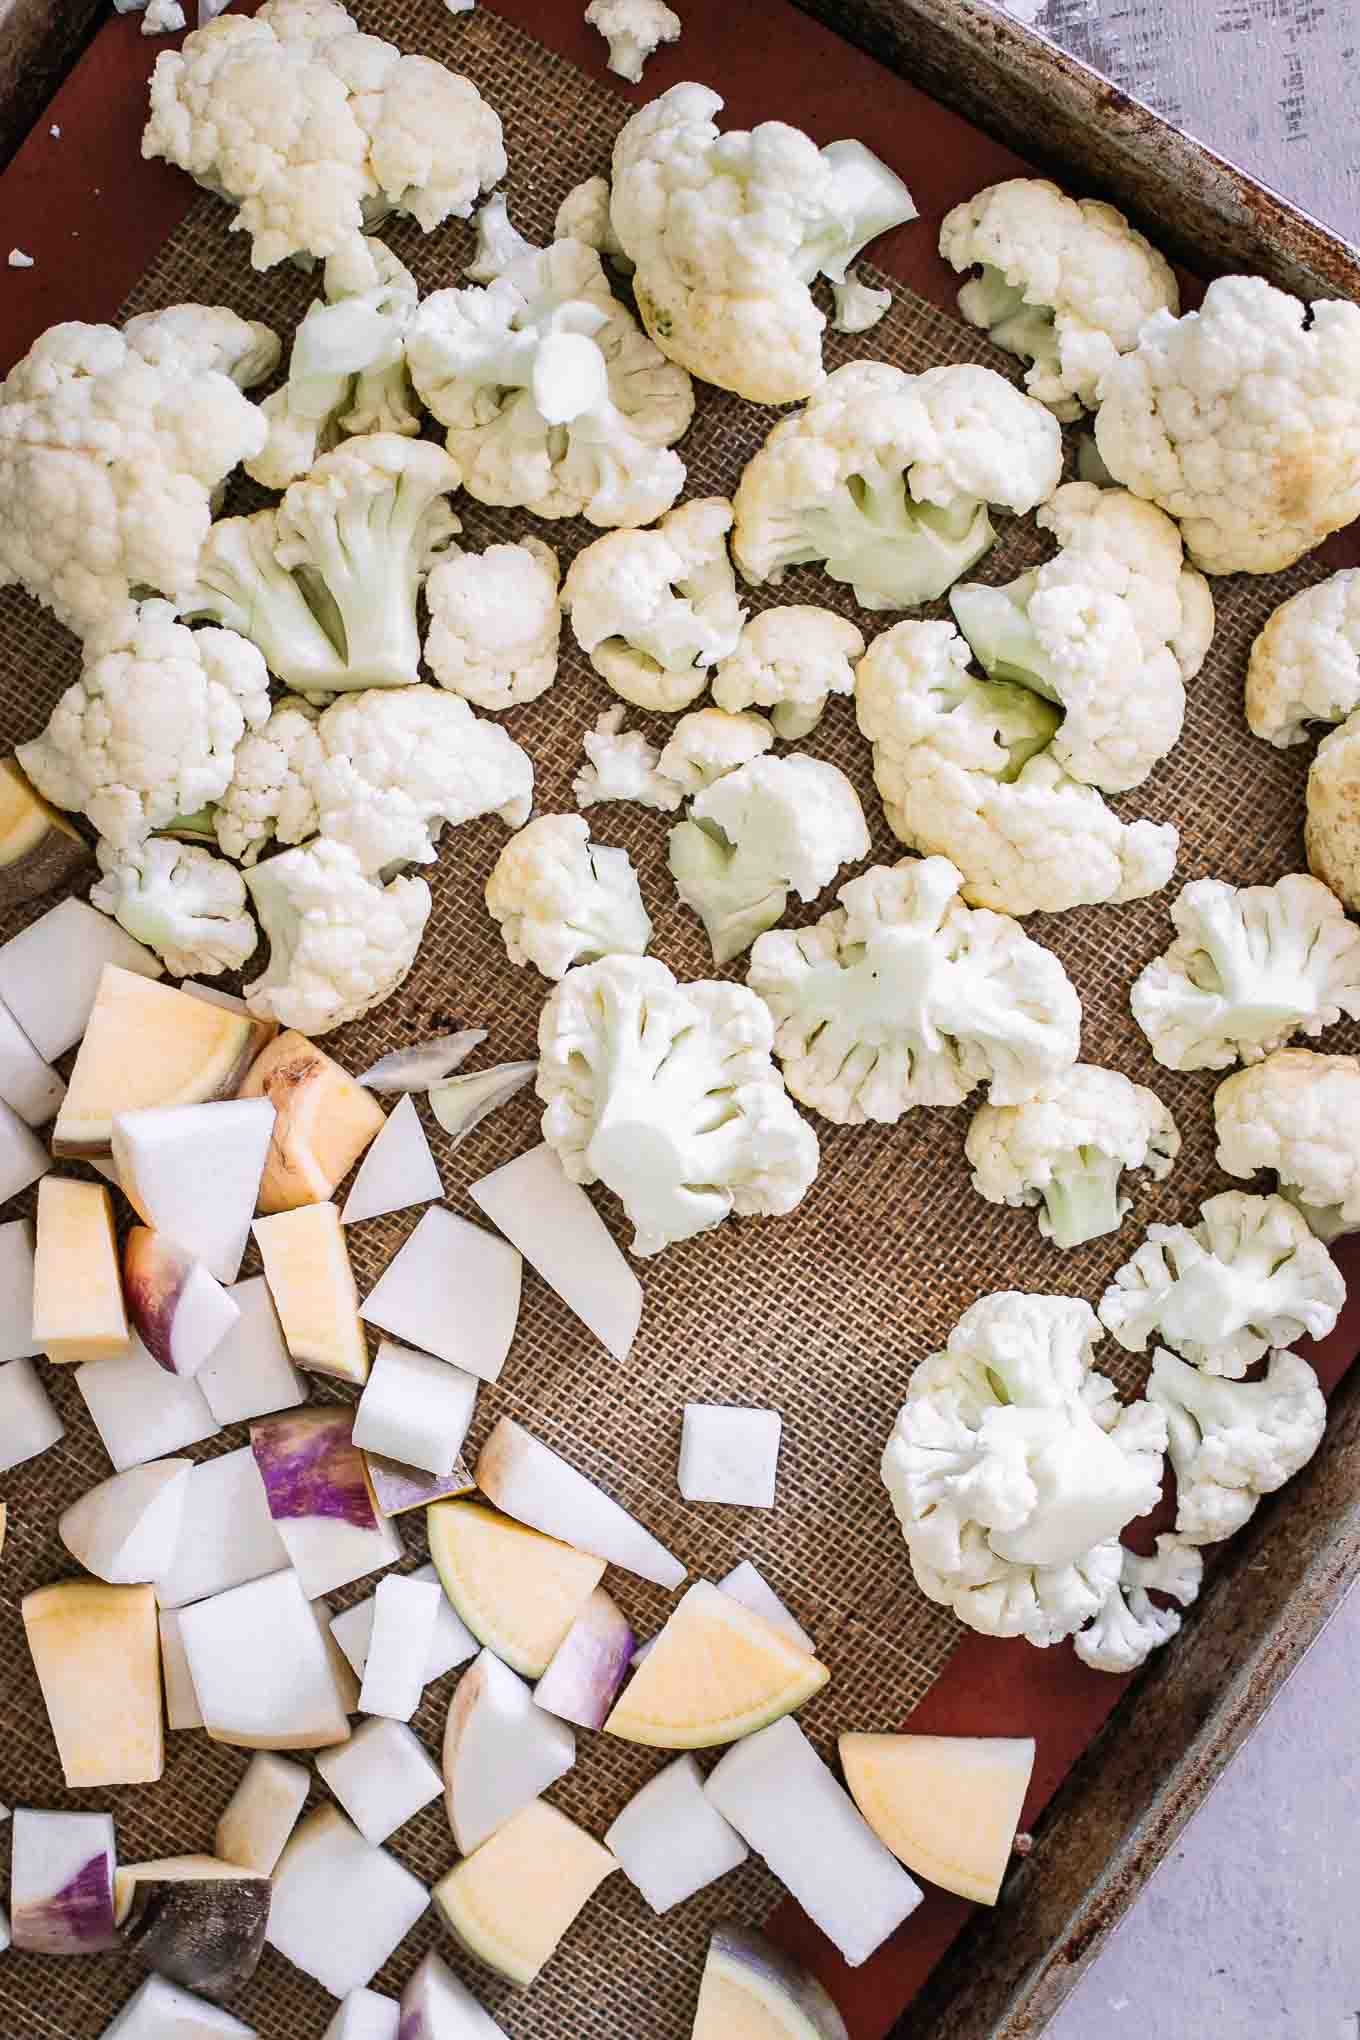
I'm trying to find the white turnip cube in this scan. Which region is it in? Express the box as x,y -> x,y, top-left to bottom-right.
250,1408 -> 403,1599
0,1218 -> 38,1361
400,1952 -> 509,2038
469,1143 -> 643,1363
267,1805 -> 427,1999
341,1095 -> 442,1226
178,1570 -> 351,1751
0,998 -> 64,1125
0,1095 -> 51,1202
100,1974 -> 256,2037
59,1460 -> 192,1585
605,1755 -> 748,1914
678,1404 -> 782,1507
76,1343 -> 220,1472
717,1560 -> 815,1652
317,1718 -> 441,1845
360,1208 -> 521,1383
441,1648 -> 575,1855
0,1356 -> 64,1471
329,1562 -> 476,1686
159,1609 -> 203,1731
352,1340 -> 477,1476
195,1276 -> 306,1427
358,1576 -> 441,1722
215,1754 -> 310,1876
0,898 -> 160,1061
10,1806 -> 117,1953
322,1990 -> 400,2040
113,1099 -> 276,1287
154,1447 -> 288,1611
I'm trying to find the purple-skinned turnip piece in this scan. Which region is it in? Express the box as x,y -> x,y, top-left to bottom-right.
357,1031 -> 486,1095
533,1588 -> 633,1730
398,1950 -> 509,2038
604,1756 -> 748,1915
114,1856 -> 271,2001
441,1648 -> 575,1855
10,1808 -> 118,1953
693,1922 -> 849,2039
250,1408 -> 401,1599
363,1452 -> 474,1519
123,1229 -> 241,1379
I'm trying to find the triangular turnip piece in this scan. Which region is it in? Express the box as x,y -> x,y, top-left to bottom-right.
432,1799 -> 615,1988
605,1580 -> 827,1749
469,1144 -> 642,1363
113,1099 -> 277,1285
476,1417 -> 684,1589
441,1648 -> 575,1854
839,1732 -> 1035,1905
399,1950 -> 509,2038
342,1096 -> 442,1226
692,1923 -> 850,2040
59,1461 -> 192,1585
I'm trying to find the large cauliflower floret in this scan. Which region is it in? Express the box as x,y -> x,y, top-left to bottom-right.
712,605 -> 865,742
244,837 -> 430,1035
1098,1189 -> 1345,1378
486,814 -> 651,980
214,697 -> 324,864
1214,1049 -> 1360,1241
967,1063 -> 1179,1250
881,1292 -> 1168,1650
142,0 -> 506,270
0,306 -> 276,642
732,360 -> 1062,612
537,952 -> 819,1257
654,708 -> 775,796
572,707 -> 681,813
854,620 -> 1178,915
1245,570 -> 1360,748
939,178 -> 1178,421
1071,1535 -> 1203,1675
91,838 -> 258,978
1305,712 -> 1360,913
609,83 -> 917,404
1093,274 -> 1360,575
424,538 -> 562,710
747,856 -> 1081,1127
562,498 -> 744,710
669,754 -> 870,964
18,601 -> 270,852
1148,1346 -> 1327,1546
1129,874 -> 1360,1071
585,0 -> 680,81
556,177 -> 631,269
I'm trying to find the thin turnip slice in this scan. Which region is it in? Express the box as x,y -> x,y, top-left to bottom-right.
357,1030 -> 486,1094
112,1099 -> 276,1286
0,896 -> 160,1061
427,1060 -> 536,1148
76,1345 -> 220,1472
363,1452 -> 474,1518
693,1922 -> 849,2040
476,1416 -> 685,1589
22,1582 -> 163,1787
178,1570 -> 352,1752
0,997 -> 64,1125
0,1217 -> 38,1360
159,1610 -> 204,1731
154,1447 -> 288,1611
678,1404 -> 782,1507
60,1460 -> 192,1584
322,1989 -> 400,2040
99,1973 -> 257,2037
123,1230 -> 240,1380
215,1754 -> 309,1876
469,1143 -> 642,1363
267,1805 -> 428,1999
114,1856 -> 271,2000
358,1576 -> 441,1721
195,1276 -> 306,1427
604,1755 -> 748,1914
10,1807 -> 118,1953
317,1718 -> 442,1846
533,1587 -> 633,1730
360,1209 -> 521,1382
0,1355 -> 64,1470
442,1648 -> 576,1855
352,1339 -> 478,1476
329,1562 -> 477,1686
399,1951 -> 509,2038
341,1095 -> 442,1226
250,1408 -> 402,1598
717,1561 -> 815,1653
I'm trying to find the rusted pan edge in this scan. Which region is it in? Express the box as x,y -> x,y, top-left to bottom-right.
0,0 -> 103,170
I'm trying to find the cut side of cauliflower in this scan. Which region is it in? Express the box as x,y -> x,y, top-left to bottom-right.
585,0 -> 680,81
91,839 -> 258,979
1148,1345 -> 1326,1546
747,856 -> 1081,1126
733,360 -> 1062,612
1094,274 -> 1360,575
486,814 -> 651,980
967,1063 -> 1179,1250
1245,570 -> 1360,748
669,754 -> 870,964
562,498 -> 744,710
939,178 -> 1178,421
1071,1535 -> 1202,1674
537,952 -> 819,1257
1306,712 -> 1360,914
1098,1190 -> 1345,1378
424,538 -> 561,710
572,708 -> 681,813
712,605 -> 864,742
654,708 -> 774,796
244,838 -> 431,1035
214,697 -> 324,864
1214,1048 -> 1360,1241
1129,874 -> 1360,1071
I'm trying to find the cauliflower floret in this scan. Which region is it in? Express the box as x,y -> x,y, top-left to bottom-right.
966,1063 -> 1179,1249
486,814 -> 651,979
585,0 -> 680,81
854,620 -> 1178,915
562,498 -> 744,710
91,838 -> 258,978
214,697 -> 324,864
1306,711 -> 1360,913
1094,274 -> 1360,575
572,707 -> 681,813
464,190 -> 540,284
1071,1535 -> 1202,1674
830,274 -> 892,335
654,707 -> 774,796
610,83 -> 916,403
732,360 -> 1062,611
537,951 -> 819,1256
424,538 -> 561,710
1098,1190 -> 1345,1378
244,837 -> 430,1034
555,176 -> 632,270
1148,1345 -> 1327,1546
18,601 -> 270,852
1130,874 -> 1360,1071
669,753 -> 870,964
1214,1048 -> 1360,1240
748,855 -> 1080,1126
939,178 -> 1178,421
1245,570 -> 1360,748
142,0 -> 505,269
712,605 -> 864,741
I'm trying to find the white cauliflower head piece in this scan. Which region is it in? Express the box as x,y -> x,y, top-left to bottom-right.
1148,1345 -> 1326,1546
244,837 -> 430,1034
91,838 -> 258,978
1245,569 -> 1360,748
214,697 -> 324,864
585,0 -> 680,81
572,707 -> 682,813
424,537 -> 561,710
747,855 -> 1081,1126
555,177 -> 630,268
1098,1190 -> 1345,1378
1305,712 -> 1360,914
655,708 -> 775,796
486,814 -> 651,980
712,605 -> 865,741
1071,1534 -> 1203,1675
1214,1048 -> 1360,1241
537,952 -> 819,1257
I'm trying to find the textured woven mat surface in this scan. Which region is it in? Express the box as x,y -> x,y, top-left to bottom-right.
0,6 -> 1356,2037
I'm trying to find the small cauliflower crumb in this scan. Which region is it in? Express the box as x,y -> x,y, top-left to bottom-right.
7,250 -> 34,269
585,0 -> 681,82
49,125 -> 61,139
142,0 -> 187,33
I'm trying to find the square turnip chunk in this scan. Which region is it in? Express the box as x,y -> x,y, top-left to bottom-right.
605,1755 -> 749,1914
99,1973 -> 257,2037
358,1576 -> 441,1721
267,1806 -> 427,1999
0,1218 -> 39,1361
322,1990 -> 400,2040
328,1561 -> 477,1687
0,1355 -> 64,1471
399,1952 -> 509,2038
178,1570 -> 352,1751
360,1208 -> 521,1382
154,1447 -> 289,1611
59,1459 -> 192,1585
352,1340 -> 478,1476
76,1345 -> 220,1472
317,1718 -> 442,1845
0,897 -> 160,1061
678,1404 -> 783,1507
10,1807 -> 117,1953
250,1408 -> 403,1599
195,1276 -> 306,1427
215,1754 -> 310,1876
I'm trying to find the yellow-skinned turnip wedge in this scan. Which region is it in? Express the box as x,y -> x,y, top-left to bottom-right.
605,1580 -> 827,1751
214,1755 -> 309,1879
33,1178 -> 128,1363
316,1719 -> 443,1850
178,1570 -> 352,1753
476,1416 -> 684,1589
433,1798 -> 616,1988
112,1098 -> 277,1286
693,1923 -> 849,2040
267,1807 -> 428,2000
9,1808 -> 118,1954
0,898 -> 160,1063
113,1856 -> 271,2002
22,1581 -> 163,1787
240,1031 -> 383,1214
605,1756 -> 748,1915
441,1647 -> 576,1856
0,757 -> 91,907
426,1499 -> 604,1680
252,1203 -> 370,1386
839,1732 -> 1036,1906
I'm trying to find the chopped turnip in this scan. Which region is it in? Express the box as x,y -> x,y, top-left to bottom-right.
358,1029 -> 486,1094
0,997 -> 64,1125
253,1204 -> 370,1385
178,1569 -> 352,1751
428,1060 -> 536,1148
0,1218 -> 38,1360
267,1805 -> 428,1999
360,1209 -> 521,1382
364,1452 -> 474,1517
114,1856 -> 271,2000
341,1095 -> 442,1225
533,1588 -> 633,1730
59,1459 -> 192,1584
322,1990 -> 400,2040
329,1562 -> 477,1686
100,1974 -> 257,2038
399,1951 -> 509,2038
705,1716 -> 923,1968
250,1408 -> 402,1598
717,1561 -> 815,1653
358,1575 -> 441,1721
214,1753 -> 309,1876
154,1446 -> 288,1611
604,1755 -> 748,1914
0,1904 -> 8,1956
76,1344 -> 220,1471
181,984 -> 252,1016
0,757 -> 91,908
352,1339 -> 478,1476
693,1923 -> 849,2040
469,1143 -> 643,1363
313,1595 -> 362,1715
426,1500 -> 605,1680
123,1229 -> 240,1379
441,1647 -> 576,1854
476,1417 -> 685,1590
0,896 -> 160,1061
195,1276 -> 306,1427
0,1094 -> 50,1201
317,1718 -> 442,1846
678,1404 -> 783,1508
22,1582 -> 163,1787
112,1099 -> 277,1285
0,1356 -> 64,1470
606,1581 -> 826,1750
10,1807 -> 118,1953
34,1177 -> 129,1363
240,1031 -> 383,1213
433,1798 -> 615,1988
159,1610 -> 204,1731
839,1732 -> 1036,1906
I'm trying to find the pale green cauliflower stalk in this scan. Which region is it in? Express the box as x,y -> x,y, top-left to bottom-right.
424,538 -> 561,711
91,838 -> 258,978
485,814 -> 651,980
967,1063 -> 1179,1249
939,177 -> 1178,421
854,620 -> 1178,916
1245,569 -> 1360,748
610,83 -> 916,403
713,605 -> 865,742
142,0 -> 506,269
244,838 -> 431,1034
732,361 -> 1062,611
0,305 -> 277,642
214,697 -> 324,864
669,753 -> 870,965
1098,1190 -> 1345,1378
1072,1535 -> 1203,1675
1094,274 -> 1360,575
571,705 -> 774,812
1129,874 -> 1360,1071
1214,1049 -> 1360,1242
562,498 -> 744,710
1148,1346 -> 1327,1546
584,0 -> 680,82
881,1292 -> 1169,1655
747,856 -> 1081,1127
18,601 -> 270,851
537,952 -> 819,1257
